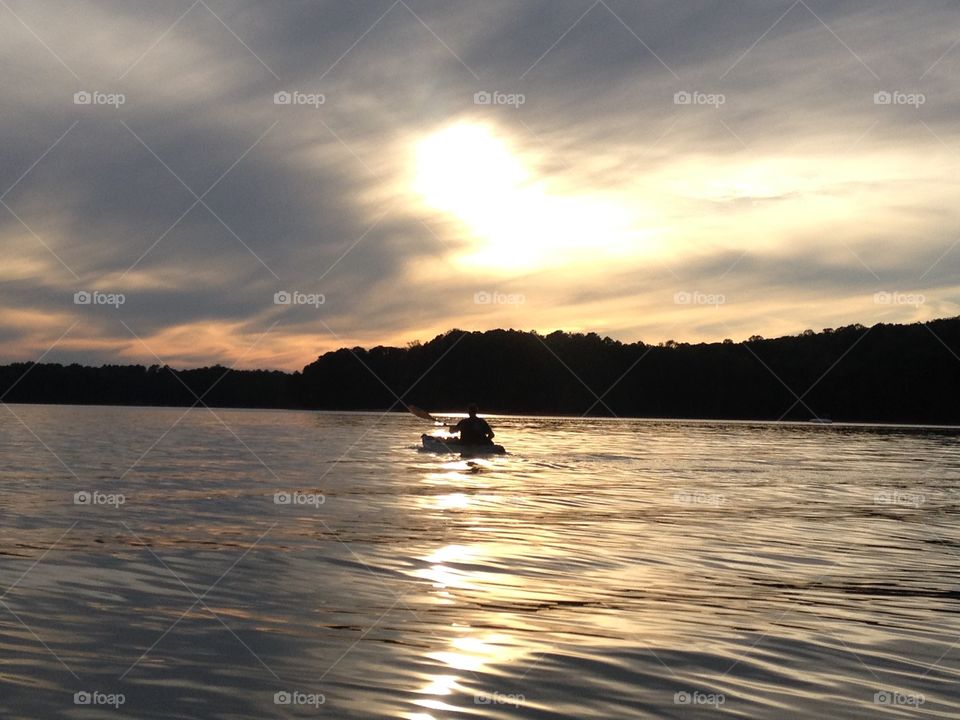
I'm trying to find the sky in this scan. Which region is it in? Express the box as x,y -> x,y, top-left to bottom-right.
1,0 -> 959,370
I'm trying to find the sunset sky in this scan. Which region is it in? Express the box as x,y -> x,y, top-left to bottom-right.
2,0 -> 959,370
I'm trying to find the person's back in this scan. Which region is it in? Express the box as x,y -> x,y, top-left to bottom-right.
452,404 -> 494,445
456,416 -> 493,444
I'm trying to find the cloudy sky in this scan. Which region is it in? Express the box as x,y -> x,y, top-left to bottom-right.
2,0 -> 958,370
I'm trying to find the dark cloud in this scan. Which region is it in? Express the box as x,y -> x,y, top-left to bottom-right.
1,0 -> 958,368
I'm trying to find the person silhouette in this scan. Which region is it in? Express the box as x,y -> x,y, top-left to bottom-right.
448,404 -> 494,445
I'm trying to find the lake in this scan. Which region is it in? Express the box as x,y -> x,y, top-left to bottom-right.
1,404 -> 958,718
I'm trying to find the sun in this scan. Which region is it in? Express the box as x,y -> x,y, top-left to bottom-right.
413,123 -> 528,214
412,122 -> 642,272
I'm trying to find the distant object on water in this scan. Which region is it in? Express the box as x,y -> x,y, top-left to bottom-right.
420,434 -> 507,455
412,404 -> 506,455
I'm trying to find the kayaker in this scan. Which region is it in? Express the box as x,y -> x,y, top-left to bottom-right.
448,404 -> 495,445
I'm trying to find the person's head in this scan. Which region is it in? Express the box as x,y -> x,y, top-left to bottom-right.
467,403 -> 479,417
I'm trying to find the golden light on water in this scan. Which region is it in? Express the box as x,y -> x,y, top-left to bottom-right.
423,544 -> 471,565
435,492 -> 470,510
415,544 -> 476,593
417,675 -> 460,696
428,634 -> 515,673
407,489 -> 534,718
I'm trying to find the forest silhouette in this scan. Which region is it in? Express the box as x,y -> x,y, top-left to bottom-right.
1,317 -> 958,424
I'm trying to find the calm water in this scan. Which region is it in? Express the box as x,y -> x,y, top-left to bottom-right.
1,405 -> 959,719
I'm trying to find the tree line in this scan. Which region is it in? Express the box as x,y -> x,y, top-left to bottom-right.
1,317 -> 958,424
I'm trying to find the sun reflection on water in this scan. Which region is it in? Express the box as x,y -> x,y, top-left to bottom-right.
435,492 -> 470,510
406,466 -> 536,718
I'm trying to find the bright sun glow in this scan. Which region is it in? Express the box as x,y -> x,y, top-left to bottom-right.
413,123 -> 649,271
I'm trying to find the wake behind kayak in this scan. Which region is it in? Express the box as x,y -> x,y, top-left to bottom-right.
420,433 -> 506,456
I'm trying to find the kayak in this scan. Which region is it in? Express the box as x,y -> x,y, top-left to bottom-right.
421,434 -> 506,455
420,433 -> 506,455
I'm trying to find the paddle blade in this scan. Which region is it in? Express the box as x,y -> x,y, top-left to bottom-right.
407,405 -> 438,423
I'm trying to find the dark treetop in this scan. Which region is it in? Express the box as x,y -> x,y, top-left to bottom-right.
1,318 -> 958,424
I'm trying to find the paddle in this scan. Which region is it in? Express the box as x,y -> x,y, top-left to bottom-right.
407,405 -> 442,424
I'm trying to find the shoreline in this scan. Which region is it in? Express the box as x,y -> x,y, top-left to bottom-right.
4,401 -> 959,431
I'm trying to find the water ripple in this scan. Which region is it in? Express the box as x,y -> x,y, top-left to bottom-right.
0,407 -> 958,717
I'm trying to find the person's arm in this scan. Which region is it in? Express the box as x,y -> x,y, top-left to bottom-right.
448,419 -> 462,434
482,419 -> 494,439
